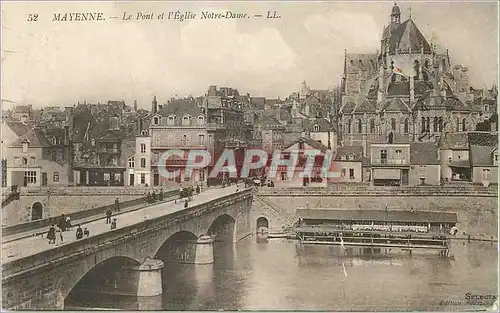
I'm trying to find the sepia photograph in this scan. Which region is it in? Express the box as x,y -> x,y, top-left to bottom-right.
1,0 -> 498,311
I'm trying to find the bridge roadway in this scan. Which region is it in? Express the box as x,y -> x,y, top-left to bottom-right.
2,185 -> 241,264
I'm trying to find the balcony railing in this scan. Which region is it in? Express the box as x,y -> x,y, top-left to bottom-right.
371,158 -> 409,165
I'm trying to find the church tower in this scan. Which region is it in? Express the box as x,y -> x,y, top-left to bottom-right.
391,2 -> 401,25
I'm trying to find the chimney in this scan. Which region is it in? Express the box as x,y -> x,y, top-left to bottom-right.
152,96 -> 158,113
134,100 -> 138,111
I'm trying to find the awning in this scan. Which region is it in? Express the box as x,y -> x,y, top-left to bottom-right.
373,168 -> 400,180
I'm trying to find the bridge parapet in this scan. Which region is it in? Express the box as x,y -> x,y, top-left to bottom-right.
2,188 -> 253,282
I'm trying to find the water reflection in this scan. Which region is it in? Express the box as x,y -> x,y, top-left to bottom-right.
66,236 -> 497,311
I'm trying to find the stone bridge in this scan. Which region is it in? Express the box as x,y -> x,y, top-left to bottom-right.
2,187 -> 253,310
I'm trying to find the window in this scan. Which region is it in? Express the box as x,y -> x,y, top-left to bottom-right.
197,115 -> 205,126
140,158 -> 146,168
113,143 -> 118,152
299,142 -> 304,150
426,117 -> 430,132
439,117 -> 444,132
112,157 -> 117,166
495,155 -> 498,162
140,143 -> 146,154
313,124 -> 320,132
281,172 -> 287,180
349,169 -> 355,179
421,117 -> 426,133
347,120 -> 352,134
22,157 -> 28,165
140,173 -> 146,184
182,116 -> 190,126
485,105 -> 489,112
462,118 -> 467,132
370,119 -> 375,133
199,135 -> 205,145
482,169 -> 491,181
14,157 -> 20,165
404,119 -> 409,133
22,142 -> 28,153
348,154 -> 354,161
24,171 -> 36,184
153,116 -> 159,125
128,157 -> 135,168
30,157 -> 36,165
167,116 -> 175,125
181,135 -> 188,146
341,155 -> 347,160
433,117 -> 438,132
391,118 -> 396,131
341,169 -> 346,177
114,173 -> 121,183
380,150 -> 387,164
357,119 -> 362,133
199,170 -> 205,182
53,172 -> 59,182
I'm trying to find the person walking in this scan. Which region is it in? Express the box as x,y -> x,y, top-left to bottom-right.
111,218 -> 117,230
184,199 -> 188,209
58,214 -> 66,232
76,225 -> 83,240
114,198 -> 120,212
152,190 -> 157,202
55,225 -> 63,245
83,228 -> 90,237
159,189 -> 164,201
196,185 -> 200,194
106,209 -> 112,224
65,217 -> 72,231
47,225 -> 56,244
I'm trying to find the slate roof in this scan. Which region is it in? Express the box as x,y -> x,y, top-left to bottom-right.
440,132 -> 498,150
467,132 -> 498,147
4,119 -> 34,137
10,128 -> 52,148
410,142 -> 440,165
304,118 -> 336,133
414,91 -> 470,112
158,98 -> 204,117
341,102 -> 356,114
387,81 -> 430,97
383,98 -> 410,112
470,145 -> 497,167
282,136 -> 329,153
383,18 -> 431,54
250,97 -> 266,109
297,209 -> 458,224
353,99 -> 377,114
334,146 -> 363,162
259,115 -> 285,130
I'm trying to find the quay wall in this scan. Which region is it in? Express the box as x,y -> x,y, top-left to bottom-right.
253,187 -> 498,240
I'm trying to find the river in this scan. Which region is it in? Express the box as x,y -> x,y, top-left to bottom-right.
65,237 -> 498,311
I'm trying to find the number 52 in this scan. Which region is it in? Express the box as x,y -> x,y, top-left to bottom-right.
27,13 -> 38,22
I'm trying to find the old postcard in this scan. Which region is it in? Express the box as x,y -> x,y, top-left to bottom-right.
1,0 -> 498,311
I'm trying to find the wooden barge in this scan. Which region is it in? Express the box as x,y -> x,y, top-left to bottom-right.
294,209 -> 459,254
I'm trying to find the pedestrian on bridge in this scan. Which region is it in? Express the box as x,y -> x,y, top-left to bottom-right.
76,225 -> 83,240
152,190 -> 157,202
55,225 -> 64,245
196,185 -> 200,194
159,189 -> 164,201
106,209 -> 112,224
83,227 -> 90,237
115,198 -> 120,212
58,214 -> 66,232
111,218 -> 117,230
65,217 -> 72,231
184,199 -> 188,209
47,225 -> 56,244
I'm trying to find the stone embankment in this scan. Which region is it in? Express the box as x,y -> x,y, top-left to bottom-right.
253,186 -> 498,241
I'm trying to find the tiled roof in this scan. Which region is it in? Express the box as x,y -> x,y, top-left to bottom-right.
10,128 -> 52,148
334,146 -> 363,162
304,118 -> 336,133
410,142 -> 440,165
297,209 -> 458,224
470,145 -> 496,167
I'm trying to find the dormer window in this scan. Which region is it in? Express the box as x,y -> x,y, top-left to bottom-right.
348,154 -> 354,161
313,124 -> 320,132
182,115 -> 191,126
22,141 -> 28,153
153,116 -> 160,125
167,115 -> 175,126
197,115 -> 205,126
341,155 -> 347,160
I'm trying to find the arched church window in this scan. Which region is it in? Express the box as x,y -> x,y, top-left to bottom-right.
347,120 -> 352,134
433,117 -> 438,132
426,117 -> 430,132
421,117 -> 426,133
456,118 -> 460,132
439,117 -> 444,132
388,132 -> 394,144
423,59 -> 430,81
442,59 -> 447,72
357,119 -> 362,133
404,119 -> 409,133
390,61 -> 396,82
370,119 -> 375,133
391,118 -> 396,131
413,60 -> 420,80
462,118 -> 467,131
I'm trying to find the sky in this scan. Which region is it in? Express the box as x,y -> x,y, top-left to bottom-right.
1,1 -> 498,109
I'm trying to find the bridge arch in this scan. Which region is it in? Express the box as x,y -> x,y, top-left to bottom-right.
64,256 -> 142,308
256,216 -> 270,232
207,214 -> 236,242
154,230 -> 199,264
31,202 -> 43,220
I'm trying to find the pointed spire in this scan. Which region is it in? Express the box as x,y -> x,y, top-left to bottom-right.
409,6 -> 412,19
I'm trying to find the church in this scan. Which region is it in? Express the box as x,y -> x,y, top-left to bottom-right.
339,2 -> 485,155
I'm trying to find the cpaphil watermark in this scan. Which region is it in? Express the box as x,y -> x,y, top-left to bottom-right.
156,148 -> 341,181
439,293 -> 498,308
